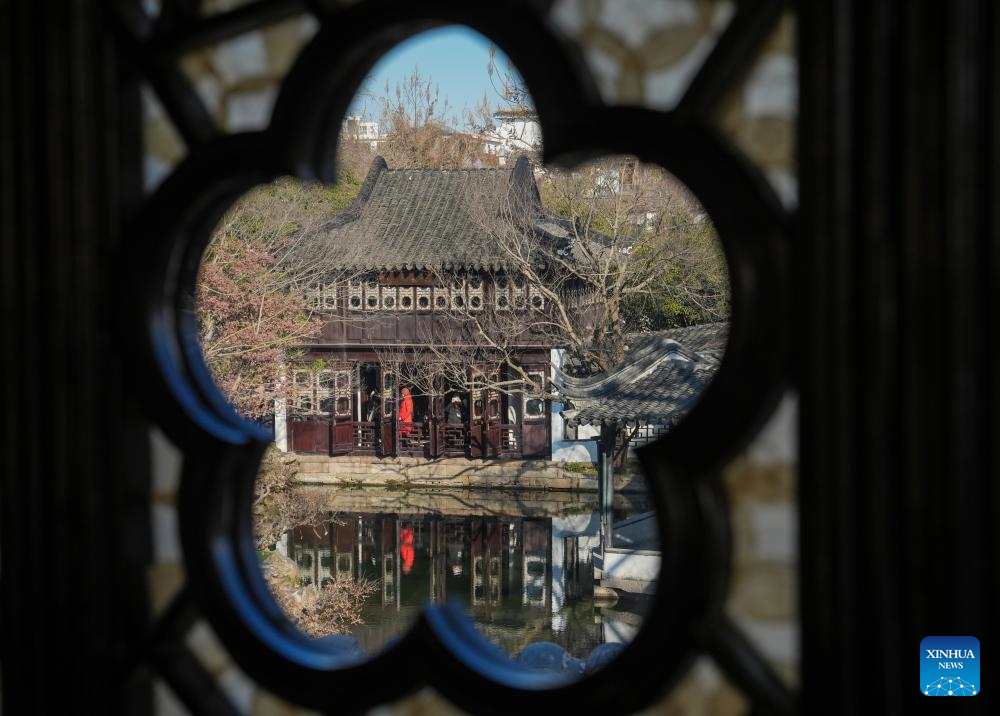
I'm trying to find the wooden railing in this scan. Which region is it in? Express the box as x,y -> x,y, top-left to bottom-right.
305,418 -> 531,459
397,421 -> 430,456
498,423 -> 521,457
439,423 -> 467,457
352,421 -> 379,453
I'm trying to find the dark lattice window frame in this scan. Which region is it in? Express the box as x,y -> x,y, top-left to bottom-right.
119,1 -> 793,713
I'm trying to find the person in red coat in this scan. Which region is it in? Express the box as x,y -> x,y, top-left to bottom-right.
399,387 -> 414,435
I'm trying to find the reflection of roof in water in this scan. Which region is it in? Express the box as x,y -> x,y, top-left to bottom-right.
559,323 -> 727,427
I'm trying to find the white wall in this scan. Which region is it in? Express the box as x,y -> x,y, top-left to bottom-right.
549,348 -> 599,463
274,396 -> 288,452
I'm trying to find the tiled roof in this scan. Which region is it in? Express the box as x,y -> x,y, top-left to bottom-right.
559,323 -> 727,427
626,322 -> 728,360
293,155 -> 572,272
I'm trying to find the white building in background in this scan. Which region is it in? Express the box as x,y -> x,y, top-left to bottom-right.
482,107 -> 542,166
342,115 -> 381,150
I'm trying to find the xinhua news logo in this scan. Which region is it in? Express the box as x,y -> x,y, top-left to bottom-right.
921,636 -> 980,696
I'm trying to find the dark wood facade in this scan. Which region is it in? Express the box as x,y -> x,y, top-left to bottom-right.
279,157 -> 593,460
285,275 -> 555,459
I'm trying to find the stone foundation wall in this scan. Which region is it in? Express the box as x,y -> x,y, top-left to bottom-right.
290,453 -> 648,493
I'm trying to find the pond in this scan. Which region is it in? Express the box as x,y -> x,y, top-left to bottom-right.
272,486 -> 659,668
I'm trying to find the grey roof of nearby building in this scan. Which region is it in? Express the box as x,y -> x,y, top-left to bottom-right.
626,322 -> 728,361
559,323 -> 727,427
292,155 -> 583,272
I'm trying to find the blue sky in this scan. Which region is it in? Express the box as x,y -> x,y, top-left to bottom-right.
348,26 -> 525,126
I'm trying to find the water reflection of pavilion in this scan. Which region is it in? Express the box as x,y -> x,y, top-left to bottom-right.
285,511 -> 612,657
288,514 -> 559,610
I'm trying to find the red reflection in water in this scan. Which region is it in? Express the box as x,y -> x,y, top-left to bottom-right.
400,527 -> 415,574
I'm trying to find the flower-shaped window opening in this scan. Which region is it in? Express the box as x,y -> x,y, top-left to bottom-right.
193,149 -> 732,695
159,4 -> 792,713
256,145 -> 730,676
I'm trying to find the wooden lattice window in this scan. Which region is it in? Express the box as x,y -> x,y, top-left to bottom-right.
399,286 -> 414,310
292,369 -> 316,414
383,371 -> 396,418
416,286 -> 431,310
334,370 -> 351,416
450,275 -> 465,310
494,273 -> 511,310
381,285 -> 397,310
363,276 -> 380,310
469,370 -> 485,420
348,278 -> 363,310
316,369 -> 334,414
528,284 -> 544,309
306,282 -> 337,310
467,273 -> 484,311
511,273 -> 527,309
292,368 -> 351,416
523,371 -> 546,421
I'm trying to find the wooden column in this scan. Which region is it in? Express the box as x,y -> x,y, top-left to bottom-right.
597,422 -> 618,553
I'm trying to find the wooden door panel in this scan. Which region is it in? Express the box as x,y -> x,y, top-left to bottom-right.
381,421 -> 394,456
333,421 -> 354,454
520,423 -> 548,458
290,420 -> 330,454
486,425 -> 501,458
468,424 -> 483,458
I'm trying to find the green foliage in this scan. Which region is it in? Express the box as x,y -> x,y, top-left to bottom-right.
621,211 -> 729,331
322,172 -> 364,211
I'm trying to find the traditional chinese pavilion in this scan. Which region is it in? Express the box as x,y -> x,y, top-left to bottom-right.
277,155 -> 586,460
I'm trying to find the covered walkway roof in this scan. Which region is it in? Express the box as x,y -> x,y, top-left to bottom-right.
559,323 -> 727,428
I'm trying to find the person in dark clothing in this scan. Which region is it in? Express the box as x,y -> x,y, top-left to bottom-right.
365,389 -> 379,422
445,395 -> 465,424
